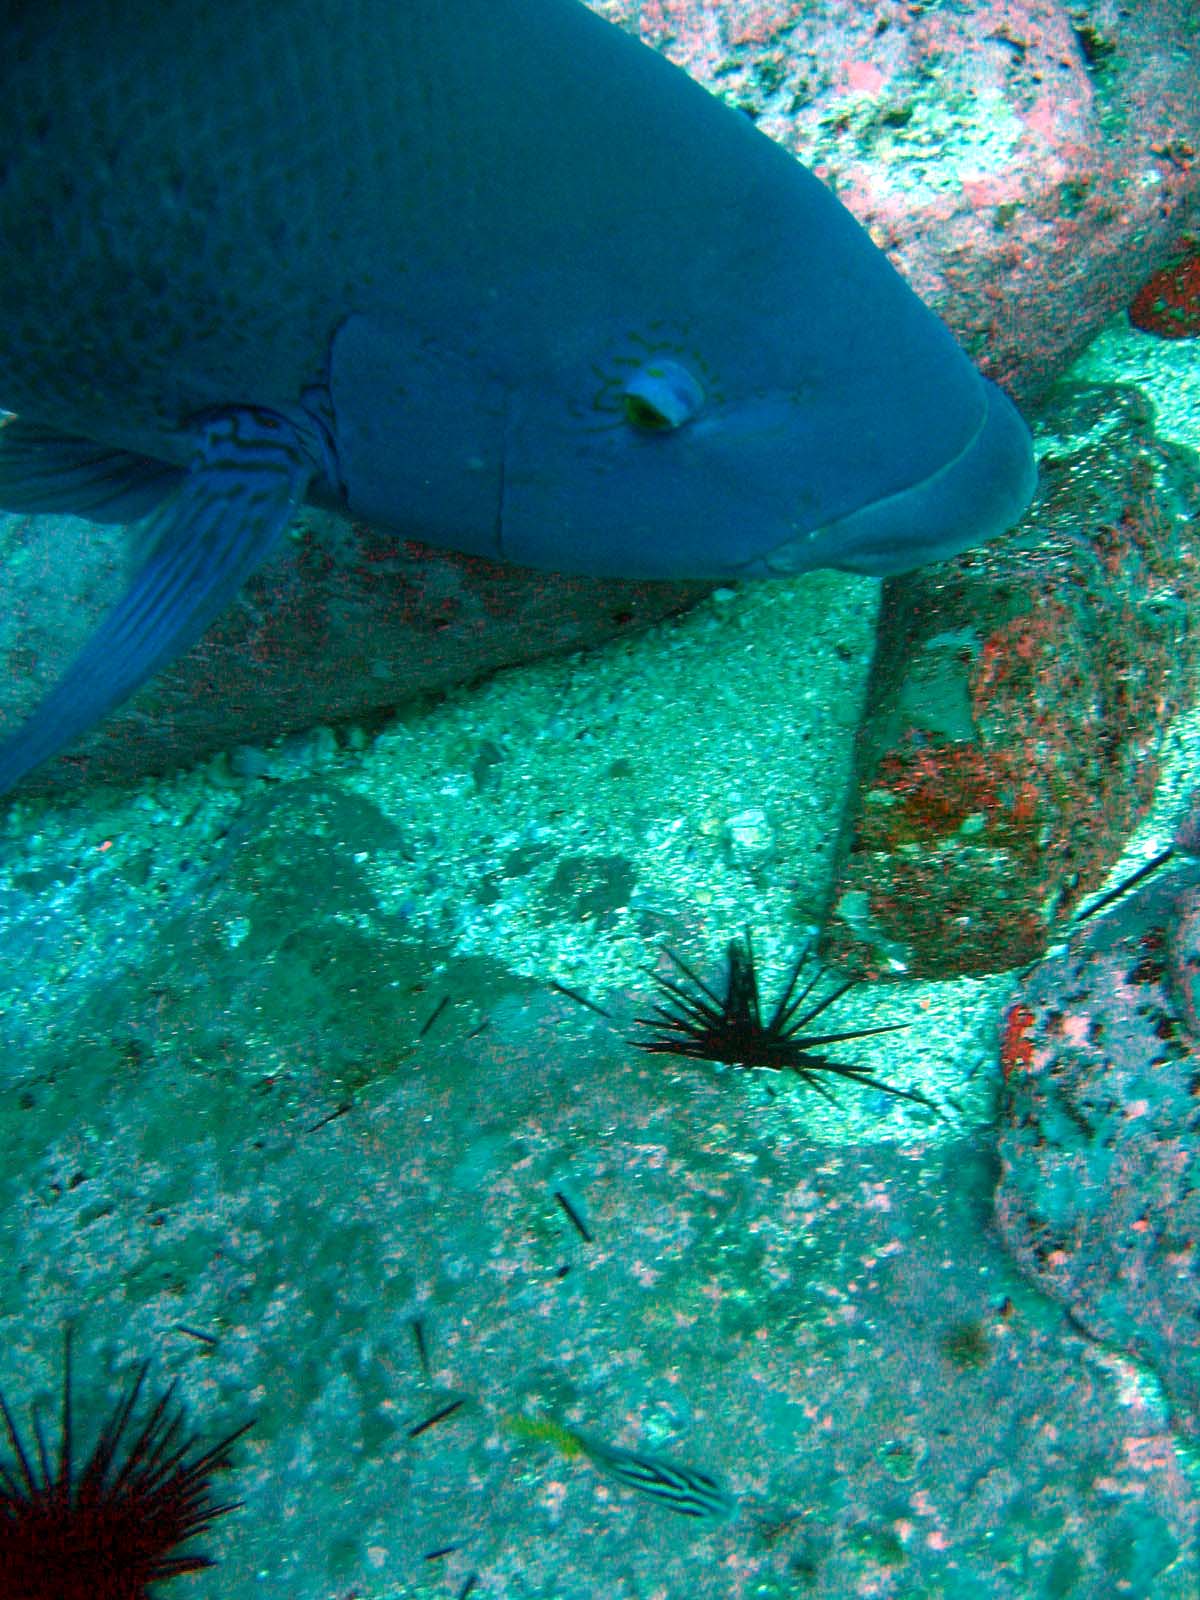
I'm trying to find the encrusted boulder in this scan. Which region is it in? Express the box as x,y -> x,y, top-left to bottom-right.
822,384 -> 1200,979
994,842 -> 1200,1439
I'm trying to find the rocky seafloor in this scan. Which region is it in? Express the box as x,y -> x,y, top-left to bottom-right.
3,3 -> 1200,1596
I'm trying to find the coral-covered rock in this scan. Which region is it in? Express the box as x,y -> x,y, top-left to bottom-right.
593,0 -> 1200,404
0,508 -> 706,795
822,384 -> 1200,980
994,852 -> 1200,1439
1130,237 -> 1200,339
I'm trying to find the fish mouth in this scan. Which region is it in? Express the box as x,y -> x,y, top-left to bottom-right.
750,377 -> 1037,579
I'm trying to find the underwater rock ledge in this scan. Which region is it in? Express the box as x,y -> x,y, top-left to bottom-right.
0,508 -> 707,796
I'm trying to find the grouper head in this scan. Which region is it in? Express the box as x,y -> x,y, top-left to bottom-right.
326,2 -> 1035,584
0,0 -> 1037,794
329,238 -> 1036,583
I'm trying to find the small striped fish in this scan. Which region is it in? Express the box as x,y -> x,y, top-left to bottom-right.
504,1413 -> 737,1522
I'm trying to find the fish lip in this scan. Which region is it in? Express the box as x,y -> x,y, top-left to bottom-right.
747,377 -> 1036,579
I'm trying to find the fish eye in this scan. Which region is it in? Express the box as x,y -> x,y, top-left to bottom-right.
621,359 -> 704,431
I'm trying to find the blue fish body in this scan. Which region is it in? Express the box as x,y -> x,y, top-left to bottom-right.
0,0 -> 1036,794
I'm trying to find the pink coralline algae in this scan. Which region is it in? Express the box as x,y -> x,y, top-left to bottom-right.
994,839 -> 1200,1441
1130,236 -> 1200,339
821,383 -> 1200,980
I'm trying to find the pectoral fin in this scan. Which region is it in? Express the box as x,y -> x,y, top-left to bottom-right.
0,408 -> 311,795
0,417 -> 184,523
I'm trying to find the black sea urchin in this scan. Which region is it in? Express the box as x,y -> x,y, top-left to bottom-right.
0,1331 -> 252,1600
632,932 -> 938,1112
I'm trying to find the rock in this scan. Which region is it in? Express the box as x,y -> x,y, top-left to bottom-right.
593,0 -> 1200,404
0,507 -> 706,795
822,383 -> 1200,979
1131,235 -> 1200,339
4,906 -> 1198,1594
994,848 -> 1200,1440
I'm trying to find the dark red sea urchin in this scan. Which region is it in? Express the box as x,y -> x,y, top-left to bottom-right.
0,1331 -> 252,1600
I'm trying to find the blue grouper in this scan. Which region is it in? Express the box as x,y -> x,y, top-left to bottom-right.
0,0 -> 1036,795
